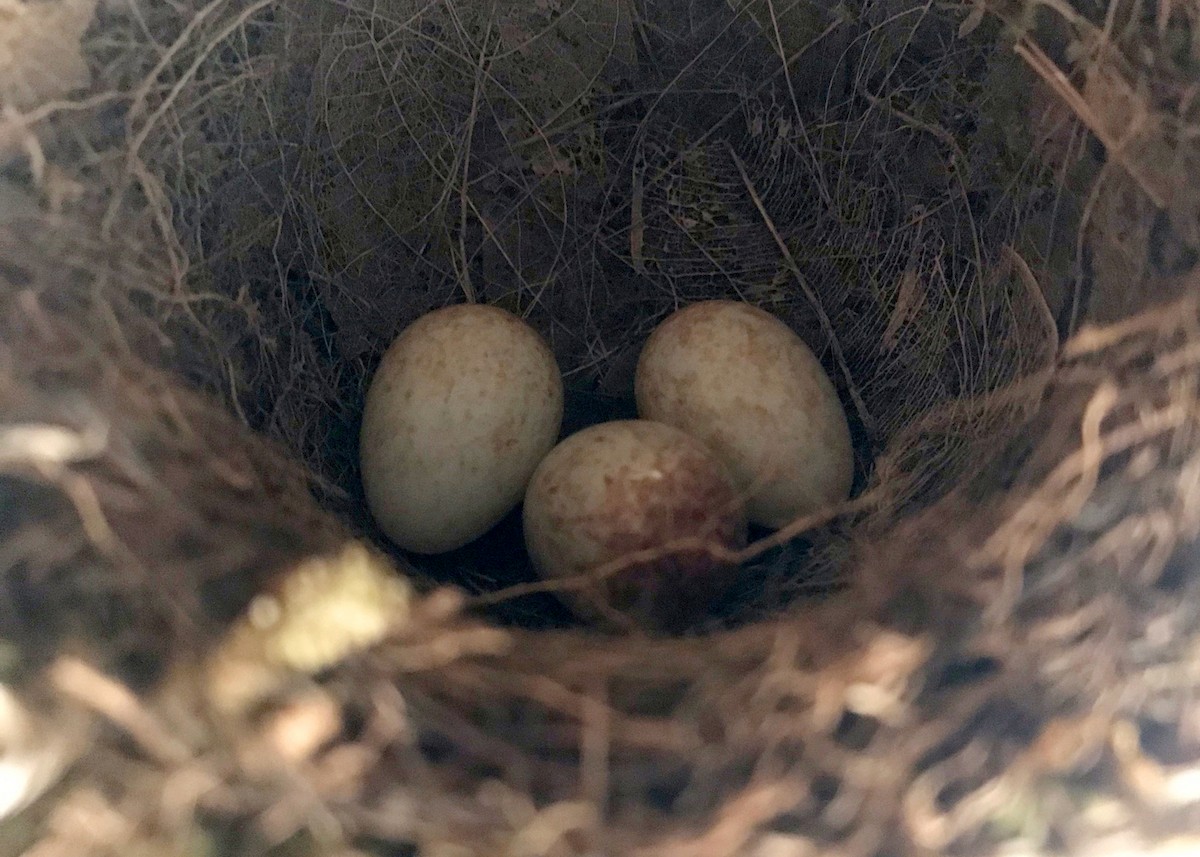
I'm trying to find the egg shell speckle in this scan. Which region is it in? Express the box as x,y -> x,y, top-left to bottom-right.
360,305 -> 563,554
635,301 -> 853,528
523,420 -> 746,631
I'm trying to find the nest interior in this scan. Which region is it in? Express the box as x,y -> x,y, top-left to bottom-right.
3,0 -> 1200,854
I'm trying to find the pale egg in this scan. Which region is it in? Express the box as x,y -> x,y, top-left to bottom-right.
635,300 -> 853,528
523,420 -> 746,630
360,305 -> 563,554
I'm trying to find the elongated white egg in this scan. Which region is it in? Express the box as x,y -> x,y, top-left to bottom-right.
361,305 -> 563,554
635,301 -> 852,528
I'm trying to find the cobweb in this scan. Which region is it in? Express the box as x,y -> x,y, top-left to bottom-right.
151,0 -> 1060,544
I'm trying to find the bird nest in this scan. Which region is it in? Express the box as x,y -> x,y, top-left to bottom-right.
2,0 -> 1200,854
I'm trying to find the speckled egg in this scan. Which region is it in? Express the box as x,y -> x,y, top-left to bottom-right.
360,305 -> 563,554
523,420 -> 746,630
635,301 -> 853,528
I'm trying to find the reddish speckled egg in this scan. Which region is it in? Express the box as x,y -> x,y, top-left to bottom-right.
523,420 -> 746,630
635,301 -> 853,528
360,305 -> 563,554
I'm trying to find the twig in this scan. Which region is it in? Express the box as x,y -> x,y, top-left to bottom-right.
762,0 -> 834,211
1001,244 -> 1060,364
1013,38 -> 1168,209
453,10 -> 495,305
1063,292 -> 1199,358
48,657 -> 192,766
104,0 -> 277,236
579,678 -> 610,822
638,780 -> 796,857
470,489 -> 880,608
726,143 -> 876,436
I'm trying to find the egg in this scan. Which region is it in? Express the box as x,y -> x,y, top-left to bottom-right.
360,305 -> 563,554
523,420 -> 746,630
635,300 -> 853,528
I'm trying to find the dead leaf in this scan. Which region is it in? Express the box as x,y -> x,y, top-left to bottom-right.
882,268 -> 925,354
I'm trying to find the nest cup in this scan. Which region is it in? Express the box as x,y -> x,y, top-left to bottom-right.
3,0 -> 1200,855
